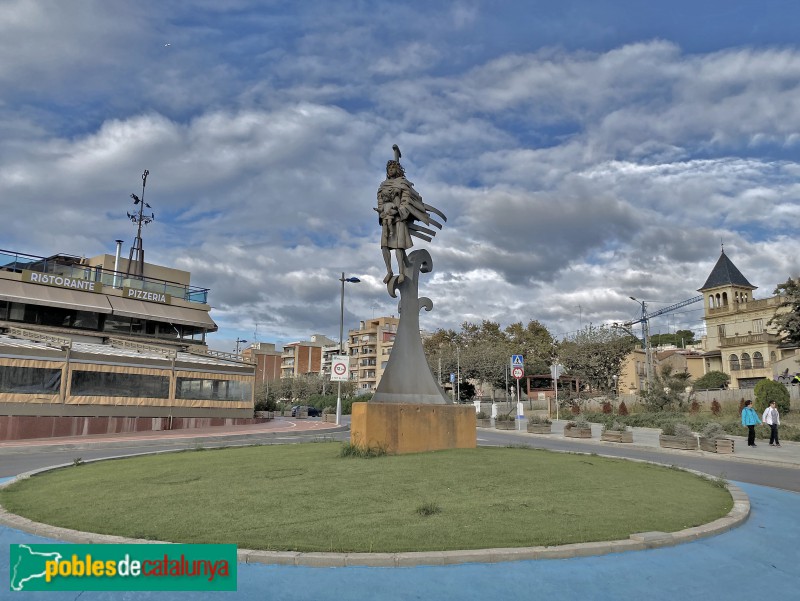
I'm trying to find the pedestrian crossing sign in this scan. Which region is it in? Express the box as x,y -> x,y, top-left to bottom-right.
511,354 -> 524,368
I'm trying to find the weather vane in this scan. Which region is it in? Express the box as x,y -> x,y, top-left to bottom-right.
125,169 -> 156,278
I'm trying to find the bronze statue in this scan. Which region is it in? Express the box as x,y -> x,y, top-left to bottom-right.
376,145 -> 446,287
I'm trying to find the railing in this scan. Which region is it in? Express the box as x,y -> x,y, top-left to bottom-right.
719,333 -> 781,347
7,326 -> 71,350
709,296 -> 784,315
187,347 -> 253,364
109,337 -> 177,358
0,248 -> 209,304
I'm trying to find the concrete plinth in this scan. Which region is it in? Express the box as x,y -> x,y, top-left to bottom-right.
350,402 -> 476,454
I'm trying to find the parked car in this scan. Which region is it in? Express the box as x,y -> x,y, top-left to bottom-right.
291,405 -> 322,417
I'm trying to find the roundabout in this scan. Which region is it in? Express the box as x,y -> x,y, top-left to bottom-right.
1,442 -> 743,566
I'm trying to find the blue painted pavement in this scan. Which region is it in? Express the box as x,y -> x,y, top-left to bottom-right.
1,480 -> 798,600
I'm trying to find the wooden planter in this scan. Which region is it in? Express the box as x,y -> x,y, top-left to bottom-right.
322,413 -> 338,423
659,434 -> 698,450
699,437 -> 734,454
527,423 -> 552,434
476,418 -> 492,428
282,410 -> 293,417
564,427 -> 592,438
601,430 -> 633,443
495,420 -> 516,430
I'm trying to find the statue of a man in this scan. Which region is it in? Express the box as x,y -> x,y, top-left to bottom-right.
376,147 -> 444,284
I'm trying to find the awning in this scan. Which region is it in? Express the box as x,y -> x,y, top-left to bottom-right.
107,295 -> 218,331
0,279 -> 113,314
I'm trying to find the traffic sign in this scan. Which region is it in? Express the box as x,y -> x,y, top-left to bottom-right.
512,366 -> 524,379
450,372 -> 456,383
511,354 -> 524,368
550,363 -> 564,380
330,355 -> 349,382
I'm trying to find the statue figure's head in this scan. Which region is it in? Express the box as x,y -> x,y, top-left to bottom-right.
386,160 -> 405,179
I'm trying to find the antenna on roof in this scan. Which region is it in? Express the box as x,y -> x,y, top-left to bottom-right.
125,169 -> 155,279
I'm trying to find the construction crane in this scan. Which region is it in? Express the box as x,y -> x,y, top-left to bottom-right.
615,295 -> 703,389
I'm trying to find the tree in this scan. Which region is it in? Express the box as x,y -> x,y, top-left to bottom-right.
640,364 -> 693,411
558,325 -> 636,393
504,320 -> 554,375
754,379 -> 791,414
692,370 -> 730,391
650,329 -> 697,348
768,277 -> 800,344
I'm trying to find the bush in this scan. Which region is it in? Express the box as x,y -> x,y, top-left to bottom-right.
618,401 -> 629,416
689,400 -> 700,414
601,402 -> 612,414
603,421 -> 627,433
495,413 -> 515,422
476,411 -> 488,419
754,379 -> 791,414
710,399 -> 721,416
662,423 -> 693,438
701,422 -> 727,440
738,398 -> 746,415
528,415 -> 552,425
566,415 -> 590,429
692,370 -> 730,391
570,403 -> 581,415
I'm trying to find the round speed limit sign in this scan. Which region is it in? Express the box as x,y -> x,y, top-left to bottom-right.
512,367 -> 524,379
333,362 -> 347,376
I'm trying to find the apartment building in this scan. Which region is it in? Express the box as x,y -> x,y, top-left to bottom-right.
348,316 -> 398,393
242,342 -> 282,388
280,334 -> 337,378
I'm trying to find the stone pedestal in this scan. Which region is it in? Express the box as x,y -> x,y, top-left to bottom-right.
350,402 -> 476,455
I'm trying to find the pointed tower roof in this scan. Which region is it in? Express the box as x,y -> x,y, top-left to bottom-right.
698,250 -> 756,292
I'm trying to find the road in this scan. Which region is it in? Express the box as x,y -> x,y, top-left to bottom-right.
1,425 -> 797,493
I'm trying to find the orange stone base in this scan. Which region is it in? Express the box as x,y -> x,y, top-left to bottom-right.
350,402 -> 476,455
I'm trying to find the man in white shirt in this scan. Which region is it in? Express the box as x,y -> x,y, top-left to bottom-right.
762,401 -> 781,447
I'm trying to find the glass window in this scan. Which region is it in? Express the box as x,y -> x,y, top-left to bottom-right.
752,319 -> 764,334
729,354 -> 740,371
753,352 -> 764,369
70,370 -> 169,398
103,315 -> 132,334
0,365 -> 61,393
741,353 -> 752,370
175,377 -> 251,401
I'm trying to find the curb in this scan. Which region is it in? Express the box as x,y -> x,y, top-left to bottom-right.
0,450 -> 749,568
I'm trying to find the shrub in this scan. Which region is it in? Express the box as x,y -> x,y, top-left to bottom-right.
322,405 -> 336,415
701,422 -> 727,440
689,400 -> 700,414
710,399 -> 721,416
603,421 -> 627,433
661,423 -> 693,438
566,415 -> 590,430
754,379 -> 791,414
692,370 -> 730,391
570,403 -> 581,415
475,411 -> 488,419
495,413 -> 515,422
601,401 -> 612,414
618,401 -> 629,416
528,415 -> 552,425
738,398 -> 746,415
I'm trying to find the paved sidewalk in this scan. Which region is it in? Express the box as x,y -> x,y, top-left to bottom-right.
494,418 -> 800,468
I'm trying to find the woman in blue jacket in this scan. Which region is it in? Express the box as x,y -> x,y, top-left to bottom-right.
741,400 -> 761,447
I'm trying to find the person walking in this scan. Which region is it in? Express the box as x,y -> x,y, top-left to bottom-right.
741,400 -> 761,447
762,400 -> 781,447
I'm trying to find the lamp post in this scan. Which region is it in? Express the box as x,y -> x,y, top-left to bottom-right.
234,338 -> 248,356
337,272 -> 360,425
629,296 -> 653,389
456,345 -> 460,403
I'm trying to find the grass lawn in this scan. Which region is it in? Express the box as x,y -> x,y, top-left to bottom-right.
0,443 -> 732,553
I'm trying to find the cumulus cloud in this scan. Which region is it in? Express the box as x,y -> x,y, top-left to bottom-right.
1,1 -> 799,350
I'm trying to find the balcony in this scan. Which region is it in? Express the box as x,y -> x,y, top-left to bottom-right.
719,333 -> 781,348
709,296 -> 784,316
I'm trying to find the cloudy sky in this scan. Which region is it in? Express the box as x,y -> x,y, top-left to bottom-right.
2,0 -> 799,352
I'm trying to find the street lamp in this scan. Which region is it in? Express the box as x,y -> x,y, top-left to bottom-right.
234,338 -> 248,356
337,273 -> 360,425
